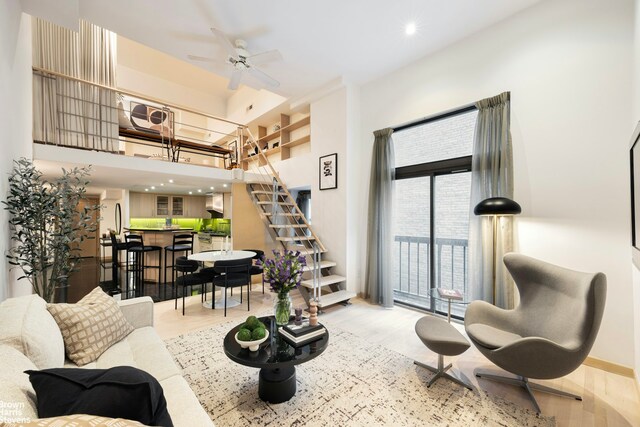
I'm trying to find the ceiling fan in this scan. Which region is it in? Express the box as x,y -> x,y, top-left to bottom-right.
188,28 -> 282,90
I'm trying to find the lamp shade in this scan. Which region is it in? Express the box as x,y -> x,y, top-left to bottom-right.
474,197 -> 522,216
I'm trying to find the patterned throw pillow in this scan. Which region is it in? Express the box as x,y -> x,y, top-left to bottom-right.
47,287 -> 134,366
4,414 -> 146,426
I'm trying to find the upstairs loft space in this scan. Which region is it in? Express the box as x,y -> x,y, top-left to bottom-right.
33,68 -> 244,171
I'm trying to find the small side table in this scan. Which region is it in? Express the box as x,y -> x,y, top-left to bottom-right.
430,288 -> 472,323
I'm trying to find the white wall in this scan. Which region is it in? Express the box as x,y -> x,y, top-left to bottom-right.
0,3 -> 33,300
632,0 -> 640,383
359,0 -> 635,367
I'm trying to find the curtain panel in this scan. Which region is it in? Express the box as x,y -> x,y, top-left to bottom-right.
365,128 -> 395,308
32,18 -> 118,152
468,92 -> 516,308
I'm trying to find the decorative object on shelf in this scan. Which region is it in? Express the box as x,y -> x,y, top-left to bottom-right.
258,250 -> 307,326
473,197 -> 522,304
319,153 -> 338,190
3,159 -> 100,303
309,300 -> 318,326
294,307 -> 303,326
272,124 -> 281,133
272,141 -> 279,149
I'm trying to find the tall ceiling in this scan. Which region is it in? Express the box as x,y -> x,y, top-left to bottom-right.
29,0 -> 541,99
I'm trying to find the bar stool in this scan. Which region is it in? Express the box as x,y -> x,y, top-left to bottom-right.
109,233 -> 131,292
164,233 -> 194,298
125,233 -> 162,298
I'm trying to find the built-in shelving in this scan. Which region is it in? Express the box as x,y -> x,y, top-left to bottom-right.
240,112 -> 311,168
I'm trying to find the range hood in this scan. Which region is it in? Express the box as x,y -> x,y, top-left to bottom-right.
206,193 -> 224,218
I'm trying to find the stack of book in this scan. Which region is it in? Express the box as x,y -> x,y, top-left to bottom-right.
437,288 -> 463,300
278,322 -> 327,347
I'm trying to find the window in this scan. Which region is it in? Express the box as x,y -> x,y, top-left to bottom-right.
392,107 -> 477,319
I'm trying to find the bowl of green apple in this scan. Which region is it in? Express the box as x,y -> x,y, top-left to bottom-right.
235,315 -> 269,351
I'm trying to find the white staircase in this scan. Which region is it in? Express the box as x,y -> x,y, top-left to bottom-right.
242,132 -> 355,311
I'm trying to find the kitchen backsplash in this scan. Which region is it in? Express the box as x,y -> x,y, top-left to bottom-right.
129,218 -> 231,233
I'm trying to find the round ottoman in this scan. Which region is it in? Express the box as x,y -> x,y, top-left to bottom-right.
414,315 -> 473,390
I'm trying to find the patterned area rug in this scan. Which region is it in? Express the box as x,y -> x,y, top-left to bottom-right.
165,320 -> 555,427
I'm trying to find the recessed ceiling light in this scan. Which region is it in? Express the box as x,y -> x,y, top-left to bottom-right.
405,22 -> 416,36
188,191 -> 193,195
160,183 -> 164,186
223,184 -> 228,188
151,186 -> 155,190
210,186 -> 214,190
144,188 -> 149,192
168,179 -> 174,183
197,189 -> 202,193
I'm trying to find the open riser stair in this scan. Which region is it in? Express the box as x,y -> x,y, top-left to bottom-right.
242,131 -> 355,311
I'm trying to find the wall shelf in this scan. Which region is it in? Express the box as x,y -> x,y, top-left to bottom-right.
240,112 -> 311,169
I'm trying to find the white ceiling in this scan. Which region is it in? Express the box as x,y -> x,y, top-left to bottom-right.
72,0 -> 540,98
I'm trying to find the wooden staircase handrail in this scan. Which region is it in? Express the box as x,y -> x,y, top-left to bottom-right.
244,128 -> 327,253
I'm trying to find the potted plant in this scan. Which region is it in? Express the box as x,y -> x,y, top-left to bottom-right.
258,250 -> 307,326
3,158 -> 100,302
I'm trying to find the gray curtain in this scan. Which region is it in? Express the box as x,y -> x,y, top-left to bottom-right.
365,128 -> 395,308
468,92 -> 515,308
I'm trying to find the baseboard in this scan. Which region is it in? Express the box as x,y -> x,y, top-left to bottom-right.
584,356 -> 635,378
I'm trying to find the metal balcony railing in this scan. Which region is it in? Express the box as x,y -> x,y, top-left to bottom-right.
393,235 -> 469,315
32,67 -> 245,170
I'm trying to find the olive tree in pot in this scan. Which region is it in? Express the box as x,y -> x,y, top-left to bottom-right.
3,158 -> 100,302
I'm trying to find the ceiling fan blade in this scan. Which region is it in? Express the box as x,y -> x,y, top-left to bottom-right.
247,67 -> 280,88
228,70 -> 242,90
246,49 -> 282,65
187,54 -> 217,63
210,27 -> 237,58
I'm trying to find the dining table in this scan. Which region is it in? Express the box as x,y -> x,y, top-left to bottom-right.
188,250 -> 256,309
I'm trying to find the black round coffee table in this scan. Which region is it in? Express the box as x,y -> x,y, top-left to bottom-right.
223,316 -> 329,403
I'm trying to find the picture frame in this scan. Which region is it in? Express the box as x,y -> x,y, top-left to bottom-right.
229,140 -> 237,163
319,153 -> 338,190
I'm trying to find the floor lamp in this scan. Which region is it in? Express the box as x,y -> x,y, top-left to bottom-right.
473,197 -> 522,305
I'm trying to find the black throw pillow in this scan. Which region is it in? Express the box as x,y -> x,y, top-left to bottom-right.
26,366 -> 173,427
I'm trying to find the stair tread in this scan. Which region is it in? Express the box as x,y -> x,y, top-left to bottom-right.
300,274 -> 346,288
277,236 -> 315,241
269,224 -> 308,228
257,201 -> 295,205
263,212 -> 301,217
316,290 -> 357,308
302,261 -> 337,272
251,190 -> 287,195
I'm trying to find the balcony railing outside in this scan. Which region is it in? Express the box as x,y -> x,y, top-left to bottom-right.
393,235 -> 469,317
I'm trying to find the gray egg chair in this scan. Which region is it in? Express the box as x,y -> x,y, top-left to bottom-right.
464,252 -> 606,413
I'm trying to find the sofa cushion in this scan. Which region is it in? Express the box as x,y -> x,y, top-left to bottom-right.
0,344 -> 38,422
160,375 -> 214,427
47,287 -> 134,366
12,414 -> 146,426
64,327 -> 180,382
26,366 -> 173,427
0,294 -> 64,369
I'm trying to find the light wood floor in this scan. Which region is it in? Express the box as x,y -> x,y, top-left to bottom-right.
154,284 -> 640,427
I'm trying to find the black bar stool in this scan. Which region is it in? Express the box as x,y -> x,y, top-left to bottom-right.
109,233 -> 130,292
164,233 -> 194,298
125,233 -> 162,298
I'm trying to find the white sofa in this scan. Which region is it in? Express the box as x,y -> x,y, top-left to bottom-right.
0,294 -> 213,427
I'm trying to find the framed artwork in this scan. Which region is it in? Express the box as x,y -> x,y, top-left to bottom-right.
319,153 -> 338,190
229,140 -> 238,163
630,121 -> 640,268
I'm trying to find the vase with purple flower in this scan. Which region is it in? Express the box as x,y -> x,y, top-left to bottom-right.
258,250 -> 307,326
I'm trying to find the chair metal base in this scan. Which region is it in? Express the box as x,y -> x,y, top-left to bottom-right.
414,355 -> 474,391
474,368 -> 582,414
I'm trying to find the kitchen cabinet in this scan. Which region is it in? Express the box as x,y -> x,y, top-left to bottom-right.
130,193 -> 208,218
130,192 -> 156,217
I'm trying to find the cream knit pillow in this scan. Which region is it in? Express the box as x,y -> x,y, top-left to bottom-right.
5,414 -> 146,426
47,287 -> 134,366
